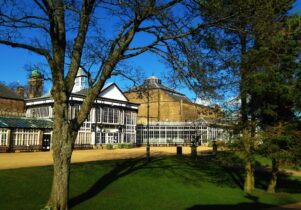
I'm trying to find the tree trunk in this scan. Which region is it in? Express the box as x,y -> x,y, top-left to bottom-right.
267,158 -> 278,193
244,159 -> 255,193
242,129 -> 255,193
47,103 -> 76,210
239,32 -> 255,193
191,145 -> 197,159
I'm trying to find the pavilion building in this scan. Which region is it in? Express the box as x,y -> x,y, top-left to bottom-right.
0,69 -> 138,152
124,76 -> 228,145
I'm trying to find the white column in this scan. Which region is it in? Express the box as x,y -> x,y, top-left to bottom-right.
91,131 -> 95,145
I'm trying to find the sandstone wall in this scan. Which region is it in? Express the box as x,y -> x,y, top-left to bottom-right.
0,98 -> 25,117
125,89 -> 221,124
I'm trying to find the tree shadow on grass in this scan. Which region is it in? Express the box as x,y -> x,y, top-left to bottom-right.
198,151 -> 301,193
69,157 -> 165,208
69,154 -> 301,209
186,202 -> 274,210
186,192 -> 292,210
180,153 -> 246,189
69,156 -> 221,208
254,169 -> 301,194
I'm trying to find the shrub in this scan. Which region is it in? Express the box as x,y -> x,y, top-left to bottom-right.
106,144 -> 113,150
123,143 -> 133,149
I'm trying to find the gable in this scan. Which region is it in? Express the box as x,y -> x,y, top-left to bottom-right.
99,84 -> 128,102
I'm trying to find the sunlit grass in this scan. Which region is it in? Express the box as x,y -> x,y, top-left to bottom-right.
0,155 -> 301,209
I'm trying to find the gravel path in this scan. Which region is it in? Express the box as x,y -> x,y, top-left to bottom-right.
0,146 -> 210,170
267,202 -> 301,210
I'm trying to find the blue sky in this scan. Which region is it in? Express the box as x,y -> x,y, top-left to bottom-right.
0,1 -> 300,103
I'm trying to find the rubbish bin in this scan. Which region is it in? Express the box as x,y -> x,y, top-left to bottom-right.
176,146 -> 182,155
191,145 -> 197,159
212,140 -> 217,154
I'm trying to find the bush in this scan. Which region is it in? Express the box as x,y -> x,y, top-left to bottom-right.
106,144 -> 113,150
207,141 -> 213,147
123,143 -> 133,149
208,140 -> 228,149
117,144 -> 124,149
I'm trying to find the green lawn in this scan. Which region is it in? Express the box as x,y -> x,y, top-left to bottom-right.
0,155 -> 301,210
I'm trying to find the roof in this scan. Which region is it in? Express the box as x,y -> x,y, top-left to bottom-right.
0,83 -> 24,100
125,77 -> 191,103
26,83 -> 140,108
31,68 -> 42,77
77,67 -> 86,77
74,82 -> 114,96
27,83 -> 116,99
0,116 -> 52,129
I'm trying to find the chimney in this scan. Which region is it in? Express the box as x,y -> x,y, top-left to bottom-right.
16,86 -> 25,98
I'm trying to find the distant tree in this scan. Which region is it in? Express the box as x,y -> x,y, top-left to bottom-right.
248,14 -> 301,193
160,0 -> 298,193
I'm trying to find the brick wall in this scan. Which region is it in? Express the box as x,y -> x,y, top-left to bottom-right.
0,98 -> 25,116
125,89 -> 221,124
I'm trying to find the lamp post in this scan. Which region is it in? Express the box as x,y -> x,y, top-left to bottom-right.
146,84 -> 150,161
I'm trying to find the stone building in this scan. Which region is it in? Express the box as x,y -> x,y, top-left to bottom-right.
125,76 -> 227,145
0,83 -> 25,117
125,76 -> 221,124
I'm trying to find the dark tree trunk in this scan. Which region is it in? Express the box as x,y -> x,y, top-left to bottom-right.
242,129 -> 255,193
244,158 -> 255,193
267,158 -> 278,193
47,102 -> 76,210
240,32 -> 255,193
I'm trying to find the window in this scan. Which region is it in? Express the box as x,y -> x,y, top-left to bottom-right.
124,111 -> 136,143
75,131 -> 91,145
125,112 -> 136,125
125,133 -> 135,143
28,106 -> 50,118
12,129 -> 40,146
68,104 -> 80,119
86,110 -> 92,122
102,107 -> 120,124
96,107 -> 101,122
0,128 -> 7,146
102,107 -> 108,122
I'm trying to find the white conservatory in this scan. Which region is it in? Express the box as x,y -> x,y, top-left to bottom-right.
0,69 -> 138,152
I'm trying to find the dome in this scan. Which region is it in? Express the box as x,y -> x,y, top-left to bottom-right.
147,76 -> 158,80
31,68 -> 42,77
145,76 -> 161,85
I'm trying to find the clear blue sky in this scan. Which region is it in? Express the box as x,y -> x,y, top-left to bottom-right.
0,1 -> 300,103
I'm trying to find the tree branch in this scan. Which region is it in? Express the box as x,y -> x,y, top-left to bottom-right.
0,40 -> 53,63
65,0 -> 96,93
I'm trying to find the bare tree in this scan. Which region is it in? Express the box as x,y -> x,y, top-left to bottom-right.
0,1 -> 235,209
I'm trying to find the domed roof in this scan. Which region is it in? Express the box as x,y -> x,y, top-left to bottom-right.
31,68 -> 42,77
147,76 -> 159,80
145,76 -> 161,85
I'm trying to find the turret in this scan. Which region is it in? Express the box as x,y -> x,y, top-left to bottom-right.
28,68 -> 43,98
72,67 -> 87,93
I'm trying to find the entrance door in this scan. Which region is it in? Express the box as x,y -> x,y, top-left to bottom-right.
107,133 -> 118,144
96,132 -> 101,144
42,134 -> 51,151
107,133 -> 114,144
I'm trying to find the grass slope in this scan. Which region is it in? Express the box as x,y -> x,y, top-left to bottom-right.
0,155 -> 301,210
